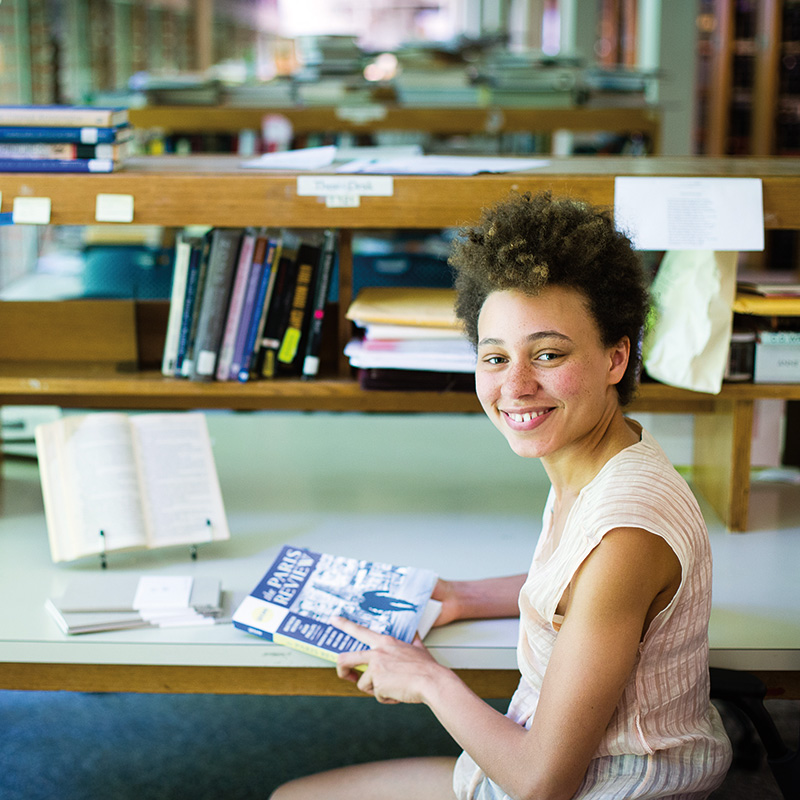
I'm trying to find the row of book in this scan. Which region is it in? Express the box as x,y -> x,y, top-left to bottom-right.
0,104 -> 131,173
162,227 -> 337,382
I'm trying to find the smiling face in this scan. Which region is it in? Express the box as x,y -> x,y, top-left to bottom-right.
475,286 -> 631,465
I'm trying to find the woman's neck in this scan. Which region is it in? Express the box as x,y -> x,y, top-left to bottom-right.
543,406 -> 640,502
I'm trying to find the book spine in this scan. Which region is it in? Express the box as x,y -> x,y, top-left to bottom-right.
0,125 -> 130,144
0,141 -> 128,159
215,229 -> 258,381
179,235 -> 212,377
0,142 -> 77,158
302,230 -> 338,379
249,235 -> 284,377
232,620 -> 274,641
174,245 -> 203,376
276,238 -> 324,376
161,236 -> 193,376
0,106 -> 128,127
237,242 -> 281,382
272,632 -> 342,664
0,157 -> 116,173
190,228 -> 244,381
258,237 -> 300,379
229,233 -> 270,380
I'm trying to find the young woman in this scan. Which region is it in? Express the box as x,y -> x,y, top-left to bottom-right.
269,192 -> 732,800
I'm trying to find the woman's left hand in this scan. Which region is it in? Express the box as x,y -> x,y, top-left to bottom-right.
333,616 -> 444,705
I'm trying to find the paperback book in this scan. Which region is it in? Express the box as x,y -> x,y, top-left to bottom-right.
35,412 -> 230,563
232,545 -> 441,663
0,105 -> 129,128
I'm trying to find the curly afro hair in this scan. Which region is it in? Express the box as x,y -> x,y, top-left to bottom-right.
449,191 -> 649,406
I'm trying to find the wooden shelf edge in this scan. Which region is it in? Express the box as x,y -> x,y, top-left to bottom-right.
0,661 -> 518,698
2,373 -> 800,413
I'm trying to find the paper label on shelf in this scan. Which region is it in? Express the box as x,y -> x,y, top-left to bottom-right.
12,196 -> 51,224
335,104 -> 388,123
614,177 -> 764,251
95,193 -> 135,222
326,194 -> 360,208
296,175 -> 394,199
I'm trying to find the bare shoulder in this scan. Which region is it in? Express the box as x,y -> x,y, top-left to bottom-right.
569,527 -> 682,623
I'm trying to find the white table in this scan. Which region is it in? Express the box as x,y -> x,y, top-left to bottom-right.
1,412 -> 798,698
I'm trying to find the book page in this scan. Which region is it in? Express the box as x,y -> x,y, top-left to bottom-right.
131,413 -> 230,548
36,413 -> 149,561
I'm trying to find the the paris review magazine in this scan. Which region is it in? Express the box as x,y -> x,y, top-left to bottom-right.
232,546 -> 439,662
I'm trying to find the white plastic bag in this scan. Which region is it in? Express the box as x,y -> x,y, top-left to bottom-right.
642,250 -> 738,394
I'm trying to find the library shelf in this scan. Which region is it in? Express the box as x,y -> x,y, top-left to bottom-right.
127,105 -> 663,152
3,154 -> 800,531
2,366 -> 800,413
2,155 -> 800,228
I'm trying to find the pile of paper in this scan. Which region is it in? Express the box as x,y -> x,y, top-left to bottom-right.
46,574 -> 225,635
345,287 -> 475,391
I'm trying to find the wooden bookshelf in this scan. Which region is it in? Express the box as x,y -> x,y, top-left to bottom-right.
2,154 -> 800,531
128,105 -> 663,153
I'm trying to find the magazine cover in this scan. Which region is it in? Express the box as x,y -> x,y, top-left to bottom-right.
232,545 -> 439,662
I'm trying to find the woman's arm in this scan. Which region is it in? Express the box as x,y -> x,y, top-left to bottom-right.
431,574 -> 527,627
337,527 -> 681,800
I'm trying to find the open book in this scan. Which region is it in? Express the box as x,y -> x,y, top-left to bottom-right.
233,545 -> 441,663
35,412 -> 230,563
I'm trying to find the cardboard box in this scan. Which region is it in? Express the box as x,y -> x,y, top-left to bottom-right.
753,331 -> 800,383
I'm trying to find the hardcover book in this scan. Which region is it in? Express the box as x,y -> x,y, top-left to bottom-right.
232,545 -> 440,664
238,232 -> 282,381
0,105 -> 129,128
257,233 -> 301,379
0,156 -> 118,173
35,412 -> 230,563
162,233 -> 194,375
0,141 -> 130,160
190,228 -> 244,380
0,124 -> 132,144
301,229 -> 338,379
178,233 -> 213,377
215,228 -> 259,381
276,234 -> 326,376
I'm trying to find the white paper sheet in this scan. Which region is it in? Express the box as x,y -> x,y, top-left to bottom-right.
614,176 -> 764,251
336,154 -> 550,175
240,145 -> 337,170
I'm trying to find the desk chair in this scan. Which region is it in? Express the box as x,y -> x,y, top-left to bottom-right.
709,667 -> 799,800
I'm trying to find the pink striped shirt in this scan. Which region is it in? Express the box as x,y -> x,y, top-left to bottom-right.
453,427 -> 732,799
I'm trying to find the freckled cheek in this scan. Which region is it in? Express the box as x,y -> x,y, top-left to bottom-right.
475,371 -> 497,409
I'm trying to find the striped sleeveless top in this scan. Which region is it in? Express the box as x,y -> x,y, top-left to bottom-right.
453,426 -> 732,799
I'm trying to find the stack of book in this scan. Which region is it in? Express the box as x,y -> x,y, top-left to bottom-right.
0,104 -> 132,173
161,227 -> 337,382
47,574 -> 226,635
344,287 -> 476,391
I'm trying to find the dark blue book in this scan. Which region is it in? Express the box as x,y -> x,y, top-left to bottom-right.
0,157 -> 117,173
237,236 -> 284,382
0,124 -> 131,144
174,238 -> 207,376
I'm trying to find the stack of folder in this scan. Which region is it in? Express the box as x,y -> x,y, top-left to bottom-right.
46,574 -> 225,635
344,287 -> 475,391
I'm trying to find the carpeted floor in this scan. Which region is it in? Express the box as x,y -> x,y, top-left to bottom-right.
0,690 -> 796,799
